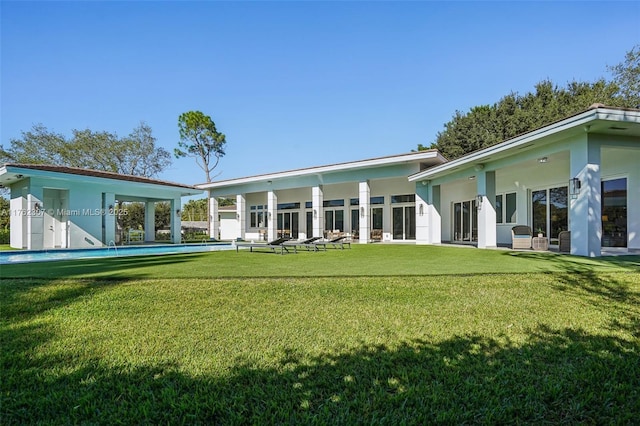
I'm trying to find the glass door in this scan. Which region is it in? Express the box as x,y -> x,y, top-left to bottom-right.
532,186 -> 568,241
277,212 -> 299,238
602,178 -> 627,247
452,200 -> 477,242
392,206 -> 416,240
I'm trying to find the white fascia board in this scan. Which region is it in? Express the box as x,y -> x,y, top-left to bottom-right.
408,107 -> 639,182
2,165 -> 202,197
198,151 -> 441,190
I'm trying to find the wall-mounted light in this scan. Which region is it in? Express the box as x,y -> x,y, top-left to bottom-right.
419,204 -> 424,216
313,209 -> 317,219
108,204 -> 114,214
476,194 -> 484,209
469,176 -> 476,180
236,213 -> 240,220
421,180 -> 428,186
176,209 -> 181,217
569,177 -> 581,198
360,206 -> 364,217
538,157 -> 548,164
268,211 -> 272,220
34,202 -> 41,212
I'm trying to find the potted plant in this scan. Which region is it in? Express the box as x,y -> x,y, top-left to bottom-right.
537,228 -> 544,238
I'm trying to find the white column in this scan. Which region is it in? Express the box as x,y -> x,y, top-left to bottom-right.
170,198 -> 181,244
145,201 -> 155,242
236,194 -> 246,240
570,137 -> 601,257
267,190 -> 278,241
312,186 -> 324,238
9,191 -> 26,249
415,182 -> 429,244
27,186 -> 44,250
104,192 -> 116,245
477,171 -> 497,248
209,195 -> 219,240
358,181 -> 370,243
429,185 -> 442,244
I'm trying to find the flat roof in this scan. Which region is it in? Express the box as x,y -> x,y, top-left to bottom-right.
198,150 -> 445,189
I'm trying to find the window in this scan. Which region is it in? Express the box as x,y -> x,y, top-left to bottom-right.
323,199 -> 345,207
495,192 -> 516,224
277,202 -> 300,210
370,196 -> 384,205
250,205 -> 267,228
391,194 -> 415,204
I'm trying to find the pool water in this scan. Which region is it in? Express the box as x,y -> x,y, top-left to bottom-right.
0,243 -> 234,264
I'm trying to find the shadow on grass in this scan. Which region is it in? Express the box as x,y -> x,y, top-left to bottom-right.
2,325 -> 638,424
0,252 -> 211,279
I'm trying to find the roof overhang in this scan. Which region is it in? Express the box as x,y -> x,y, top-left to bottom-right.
408,106 -> 640,183
0,164 -> 203,197
198,150 -> 446,190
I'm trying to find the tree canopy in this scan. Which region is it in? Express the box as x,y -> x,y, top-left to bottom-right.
0,122 -> 171,178
175,111 -> 227,183
419,45 -> 639,160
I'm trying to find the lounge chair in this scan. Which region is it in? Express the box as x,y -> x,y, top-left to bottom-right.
283,236 -> 325,251
558,231 -> 571,253
511,225 -> 532,249
314,235 -> 351,250
235,237 -> 294,254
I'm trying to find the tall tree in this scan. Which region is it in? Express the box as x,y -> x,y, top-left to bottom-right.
0,122 -> 171,178
175,111 -> 227,183
608,44 -> 640,108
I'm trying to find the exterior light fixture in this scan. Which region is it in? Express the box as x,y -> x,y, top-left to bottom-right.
34,202 -> 41,212
419,204 -> 424,216
538,157 -> 548,164
313,209 -> 317,219
176,209 -> 181,217
469,176 -> 476,180
569,177 -> 581,199
360,206 -> 364,217
476,194 -> 484,209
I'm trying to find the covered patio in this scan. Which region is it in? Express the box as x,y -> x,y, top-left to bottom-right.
0,164 -> 202,249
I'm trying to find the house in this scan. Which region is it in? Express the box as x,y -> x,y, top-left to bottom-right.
197,151 -> 447,243
199,105 -> 639,257
0,164 -> 202,249
408,105 -> 640,257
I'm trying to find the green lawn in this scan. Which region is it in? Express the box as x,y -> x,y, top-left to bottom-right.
2,245 -> 639,424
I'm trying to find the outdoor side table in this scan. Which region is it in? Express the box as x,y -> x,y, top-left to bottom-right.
532,236 -> 549,251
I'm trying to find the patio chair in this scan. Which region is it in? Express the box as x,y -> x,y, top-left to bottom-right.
235,237 -> 294,254
314,235 -> 351,250
511,225 -> 532,250
558,231 -> 571,253
283,236 -> 325,251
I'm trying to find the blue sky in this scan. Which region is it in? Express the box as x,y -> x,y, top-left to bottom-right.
2,1 -> 639,192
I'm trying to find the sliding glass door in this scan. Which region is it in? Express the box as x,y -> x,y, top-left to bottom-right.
602,178 -> 627,247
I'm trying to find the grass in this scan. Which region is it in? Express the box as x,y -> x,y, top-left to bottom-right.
2,245 -> 639,424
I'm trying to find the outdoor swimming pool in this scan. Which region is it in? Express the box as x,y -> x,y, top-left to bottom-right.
0,243 -> 235,264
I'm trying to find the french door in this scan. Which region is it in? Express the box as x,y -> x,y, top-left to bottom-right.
532,186 -> 568,240
392,206 -> 416,240
277,212 -> 299,238
453,199 -> 477,242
